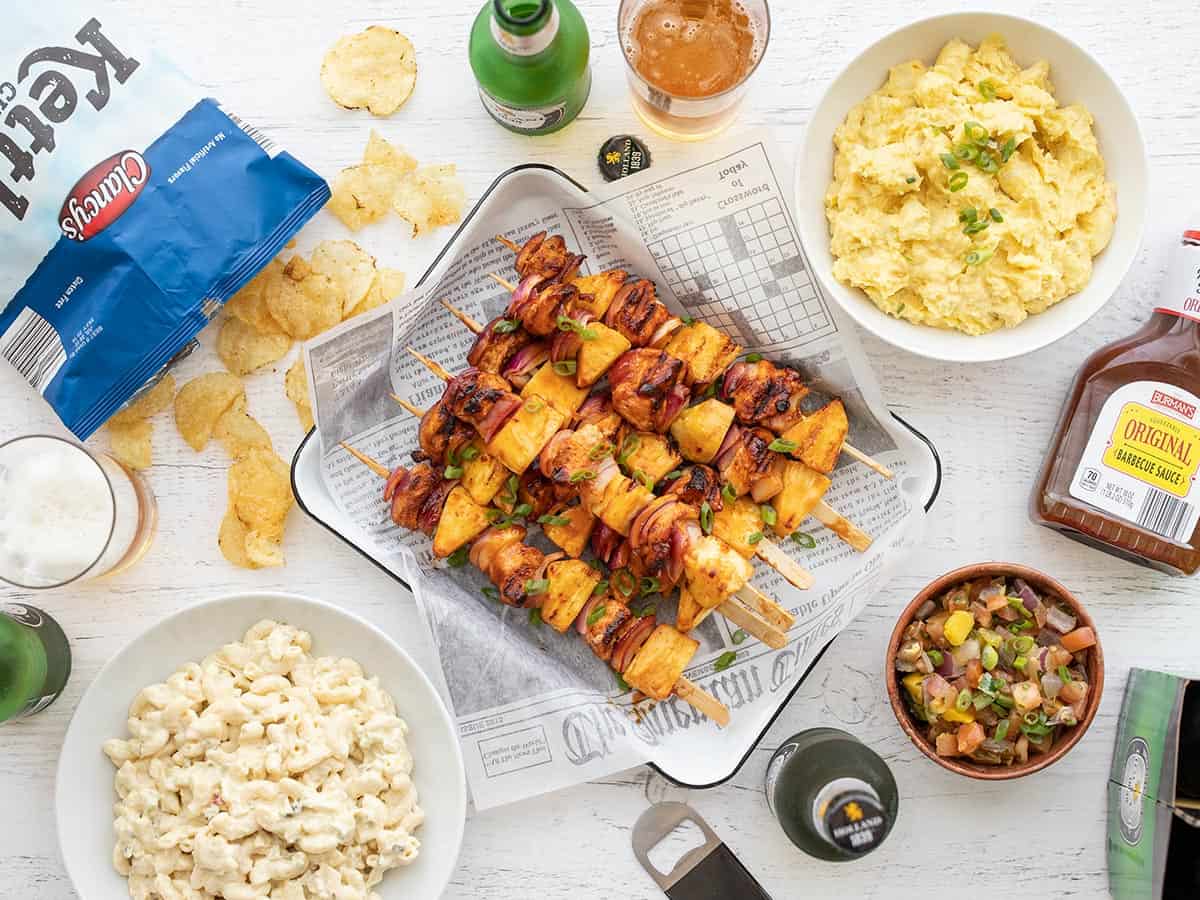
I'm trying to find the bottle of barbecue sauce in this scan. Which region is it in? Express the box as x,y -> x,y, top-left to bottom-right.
1032,228 -> 1200,576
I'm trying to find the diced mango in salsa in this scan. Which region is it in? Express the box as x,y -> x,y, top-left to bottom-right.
943,609 -> 974,646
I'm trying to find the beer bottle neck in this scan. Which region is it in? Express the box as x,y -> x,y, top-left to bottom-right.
811,778 -> 890,857
1154,231 -> 1200,327
491,0 -> 559,57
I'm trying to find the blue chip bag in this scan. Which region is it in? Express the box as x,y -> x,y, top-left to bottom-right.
0,7 -> 329,438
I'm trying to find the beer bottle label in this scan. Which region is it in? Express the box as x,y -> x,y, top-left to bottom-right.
1068,381 -> 1200,543
1155,231 -> 1200,323
812,778 -> 888,856
478,89 -> 567,133
491,5 -> 559,56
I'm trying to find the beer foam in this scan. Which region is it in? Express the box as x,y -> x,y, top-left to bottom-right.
621,0 -> 767,72
0,440 -> 113,586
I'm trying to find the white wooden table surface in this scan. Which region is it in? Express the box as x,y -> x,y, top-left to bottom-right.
3,1 -> 1198,897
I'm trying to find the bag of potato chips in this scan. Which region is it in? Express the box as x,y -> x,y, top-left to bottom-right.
0,6 -> 328,438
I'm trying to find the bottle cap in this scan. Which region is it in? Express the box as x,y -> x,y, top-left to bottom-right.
821,790 -> 890,856
598,135 -> 651,182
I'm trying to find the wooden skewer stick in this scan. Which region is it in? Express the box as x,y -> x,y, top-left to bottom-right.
720,594 -> 789,650
491,239 -> 894,482
389,393 -> 425,419
736,584 -> 796,631
495,234 -> 521,253
340,440 -> 728,724
674,677 -> 730,727
404,346 -> 454,382
841,443 -> 894,480
489,272 -> 517,292
439,298 -> 484,334
753,539 -> 814,594
813,500 -> 873,552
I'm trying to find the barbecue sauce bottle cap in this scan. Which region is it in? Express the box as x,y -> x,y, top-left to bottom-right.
598,135 -> 651,181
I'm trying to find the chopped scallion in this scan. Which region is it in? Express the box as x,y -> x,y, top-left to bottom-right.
767,437 -> 798,454
538,513 -> 571,527
732,629 -> 748,645
552,359 -> 577,376
714,651 -> 737,672
791,531 -> 816,549
700,500 -> 713,534
586,604 -> 607,626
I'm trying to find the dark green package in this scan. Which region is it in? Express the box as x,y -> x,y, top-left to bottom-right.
1108,669 -> 1200,899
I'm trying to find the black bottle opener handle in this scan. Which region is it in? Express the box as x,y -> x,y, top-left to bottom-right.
632,802 -> 773,900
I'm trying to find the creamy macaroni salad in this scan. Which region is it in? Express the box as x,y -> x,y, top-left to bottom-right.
102,620 -> 424,900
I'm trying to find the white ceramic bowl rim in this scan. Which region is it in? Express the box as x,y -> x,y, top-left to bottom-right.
797,11 -> 1149,363
54,591 -> 466,899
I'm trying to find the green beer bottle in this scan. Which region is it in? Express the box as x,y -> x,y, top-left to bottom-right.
0,603 -> 71,723
469,0 -> 591,135
765,727 -> 899,861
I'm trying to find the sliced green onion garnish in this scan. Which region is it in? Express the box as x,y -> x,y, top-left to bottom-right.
1014,654 -> 1028,671
579,327 -> 598,341
592,579 -> 609,596
994,719 -> 1010,741
948,171 -> 969,192
721,483 -> 736,503
524,578 -> 549,595
618,434 -> 641,466
443,465 -> 464,480
569,469 -> 596,483
634,470 -> 655,491
486,508 -> 503,522
976,152 -> 999,174
927,649 -> 944,667
1058,665 -> 1072,683
529,608 -> 542,626
494,318 -> 520,334
1001,136 -> 1017,162
993,693 -> 1015,709
958,207 -> 978,223
760,505 -> 777,526
538,513 -> 571,527
460,445 -> 480,461
989,207 -> 1003,223
588,442 -> 612,460
1012,635 -> 1036,654
635,602 -> 657,618
978,79 -> 997,101
512,502 -> 532,519
714,651 -> 737,672
615,672 -> 630,692
965,248 -> 994,267
767,437 -> 798,454
955,689 -> 973,712
981,644 -> 999,670
613,569 -> 636,597
963,121 -> 989,143
940,152 -> 960,170
747,531 -> 764,545
587,604 -> 607,626
663,469 -> 683,481
482,586 -> 500,601
963,220 -> 990,236
791,531 -> 816,549
446,546 -> 469,568
732,629 -> 748,645
743,352 -> 763,363
681,315 -> 695,325
639,576 -> 661,596
552,359 -> 577,376
953,143 -> 979,163
699,500 -> 714,534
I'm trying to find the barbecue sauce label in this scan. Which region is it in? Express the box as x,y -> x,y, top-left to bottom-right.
1155,231 -> 1200,323
1069,381 -> 1200,543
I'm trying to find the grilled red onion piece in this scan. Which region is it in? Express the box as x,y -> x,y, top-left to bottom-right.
1045,604 -> 1077,634
417,478 -> 456,534
506,273 -> 547,320
611,615 -> 656,675
501,342 -> 550,388
648,316 -> 683,349
655,382 -> 690,431
384,466 -> 409,501
576,592 -> 605,636
476,393 -> 523,444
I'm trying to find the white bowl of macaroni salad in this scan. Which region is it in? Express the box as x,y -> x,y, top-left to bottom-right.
55,592 -> 466,900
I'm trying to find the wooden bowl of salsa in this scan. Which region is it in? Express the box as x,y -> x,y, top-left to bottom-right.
885,563 -> 1104,780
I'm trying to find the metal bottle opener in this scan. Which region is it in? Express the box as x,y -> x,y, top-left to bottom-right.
632,802 -> 774,899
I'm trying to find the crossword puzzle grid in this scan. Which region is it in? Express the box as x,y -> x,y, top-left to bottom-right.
646,198 -> 835,351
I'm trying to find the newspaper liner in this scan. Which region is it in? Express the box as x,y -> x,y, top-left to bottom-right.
304,132 -> 930,810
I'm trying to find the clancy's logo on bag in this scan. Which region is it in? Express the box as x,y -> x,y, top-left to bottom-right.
59,150 -> 149,240
0,18 -> 140,224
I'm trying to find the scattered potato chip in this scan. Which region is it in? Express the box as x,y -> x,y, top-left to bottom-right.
393,164 -> 466,235
328,164 -> 403,231
321,27 -> 418,117
174,372 -> 245,451
224,259 -> 286,335
245,530 -> 285,568
217,316 -> 292,376
264,255 -> 344,340
285,357 -> 314,432
109,374 -> 176,428
363,130 -> 417,173
215,406 -> 273,459
218,507 -> 259,569
107,419 -> 153,470
228,447 -> 293,543
310,240 -> 376,318
346,267 -> 406,319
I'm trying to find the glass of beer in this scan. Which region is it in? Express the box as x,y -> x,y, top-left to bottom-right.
618,0 -> 770,141
0,434 -> 157,589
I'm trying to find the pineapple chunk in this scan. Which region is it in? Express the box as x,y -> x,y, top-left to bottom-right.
623,624 -> 699,701
542,504 -> 595,558
593,476 -> 654,536
683,534 -> 754,610
618,431 -> 682,484
771,460 -> 830,537
902,672 -> 925,704
664,322 -> 741,386
487,397 -> 565,474
521,363 -> 587,418
576,323 -> 631,387
542,559 -> 602,632
432,486 -> 491,558
670,399 -> 735,463
571,270 -> 627,320
460,443 -> 508,506
780,400 -> 848,474
712,497 -> 763,558
675,584 -> 716,633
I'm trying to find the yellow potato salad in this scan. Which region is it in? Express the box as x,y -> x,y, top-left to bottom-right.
826,35 -> 1116,335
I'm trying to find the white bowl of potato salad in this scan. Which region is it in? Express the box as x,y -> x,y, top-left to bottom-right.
796,13 -> 1147,362
55,592 -> 466,900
